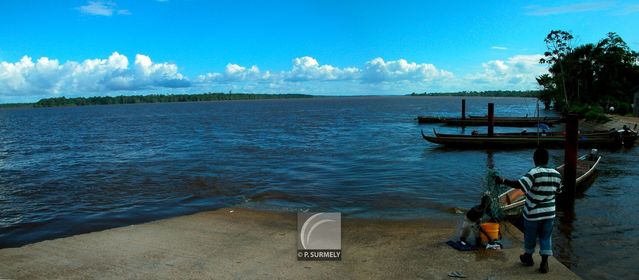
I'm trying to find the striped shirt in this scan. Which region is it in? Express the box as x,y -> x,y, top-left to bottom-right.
518,166 -> 562,221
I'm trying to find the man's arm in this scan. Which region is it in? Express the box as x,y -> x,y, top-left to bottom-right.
496,176 -> 523,189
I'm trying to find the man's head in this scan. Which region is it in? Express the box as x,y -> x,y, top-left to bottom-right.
534,148 -> 549,166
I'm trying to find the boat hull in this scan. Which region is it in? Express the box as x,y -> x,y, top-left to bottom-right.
421,130 -> 637,148
499,155 -> 602,217
417,116 -> 561,127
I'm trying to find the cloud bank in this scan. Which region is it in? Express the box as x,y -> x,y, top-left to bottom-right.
0,53 -> 547,102
195,56 -> 538,93
0,52 -> 189,99
198,57 -> 453,85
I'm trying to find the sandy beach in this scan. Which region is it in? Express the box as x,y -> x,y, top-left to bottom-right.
0,207 -> 579,279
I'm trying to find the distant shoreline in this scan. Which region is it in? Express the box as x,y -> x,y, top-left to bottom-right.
0,92 -> 543,109
0,93 -> 313,109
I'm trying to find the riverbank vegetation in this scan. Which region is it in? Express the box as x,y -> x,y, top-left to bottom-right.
0,103 -> 33,109
537,30 -> 639,121
27,93 -> 312,108
409,90 -> 541,97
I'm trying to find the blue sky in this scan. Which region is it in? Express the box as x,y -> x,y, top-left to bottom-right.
1,0 -> 638,102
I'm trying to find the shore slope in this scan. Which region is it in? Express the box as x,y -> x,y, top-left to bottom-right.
0,208 -> 580,279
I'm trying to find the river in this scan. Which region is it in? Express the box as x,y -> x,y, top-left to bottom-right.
0,96 -> 636,279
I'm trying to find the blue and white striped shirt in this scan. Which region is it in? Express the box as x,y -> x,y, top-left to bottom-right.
518,166 -> 562,221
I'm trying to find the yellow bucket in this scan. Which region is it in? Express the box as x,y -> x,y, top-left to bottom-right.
480,222 -> 500,243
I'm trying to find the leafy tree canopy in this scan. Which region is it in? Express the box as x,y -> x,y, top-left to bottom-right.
537,30 -> 639,115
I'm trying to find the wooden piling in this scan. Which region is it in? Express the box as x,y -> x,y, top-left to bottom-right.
634,91 -> 638,117
461,99 -> 466,120
562,114 -> 579,208
487,103 -> 494,137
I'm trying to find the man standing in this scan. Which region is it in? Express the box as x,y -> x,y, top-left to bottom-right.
496,148 -> 562,273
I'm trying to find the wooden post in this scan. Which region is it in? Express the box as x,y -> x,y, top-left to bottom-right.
461,99 -> 466,120
487,103 -> 494,137
634,91 -> 638,117
562,114 -> 579,208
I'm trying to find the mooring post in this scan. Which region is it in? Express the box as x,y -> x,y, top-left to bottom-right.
487,103 -> 494,137
634,91 -> 638,117
562,114 -> 579,208
461,99 -> 466,120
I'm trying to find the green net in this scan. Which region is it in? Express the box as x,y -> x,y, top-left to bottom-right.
483,169 -> 508,221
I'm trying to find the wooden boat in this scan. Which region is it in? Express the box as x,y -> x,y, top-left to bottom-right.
421,129 -> 638,148
499,153 -> 602,217
456,129 -> 614,138
416,116 -> 562,127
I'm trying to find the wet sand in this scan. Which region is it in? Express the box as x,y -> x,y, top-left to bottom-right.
0,207 -> 579,279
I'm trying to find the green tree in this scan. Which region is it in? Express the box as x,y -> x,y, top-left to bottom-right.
592,32 -> 639,113
536,74 -> 557,109
539,30 -> 574,109
537,31 -> 639,115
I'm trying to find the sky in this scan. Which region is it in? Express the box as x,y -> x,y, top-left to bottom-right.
1,0 -> 638,102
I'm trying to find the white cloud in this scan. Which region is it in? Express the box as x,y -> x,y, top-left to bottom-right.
465,54 -> 546,89
76,1 -> 131,16
361,57 -> 453,83
0,52 -> 189,98
286,56 -> 359,81
132,54 -> 189,88
197,63 -> 269,83
491,46 -> 508,50
525,2 -> 612,16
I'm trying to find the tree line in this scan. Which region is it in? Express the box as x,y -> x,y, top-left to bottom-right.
409,90 -> 541,97
537,30 -> 639,116
32,93 -> 312,107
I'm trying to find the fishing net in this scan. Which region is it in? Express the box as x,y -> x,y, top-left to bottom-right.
483,169 -> 508,222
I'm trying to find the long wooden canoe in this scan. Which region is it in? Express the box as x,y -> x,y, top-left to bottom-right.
417,116 -> 562,127
421,129 -> 638,148
499,154 -> 602,217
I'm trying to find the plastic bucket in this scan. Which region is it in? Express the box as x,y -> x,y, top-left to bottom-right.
480,223 -> 500,243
